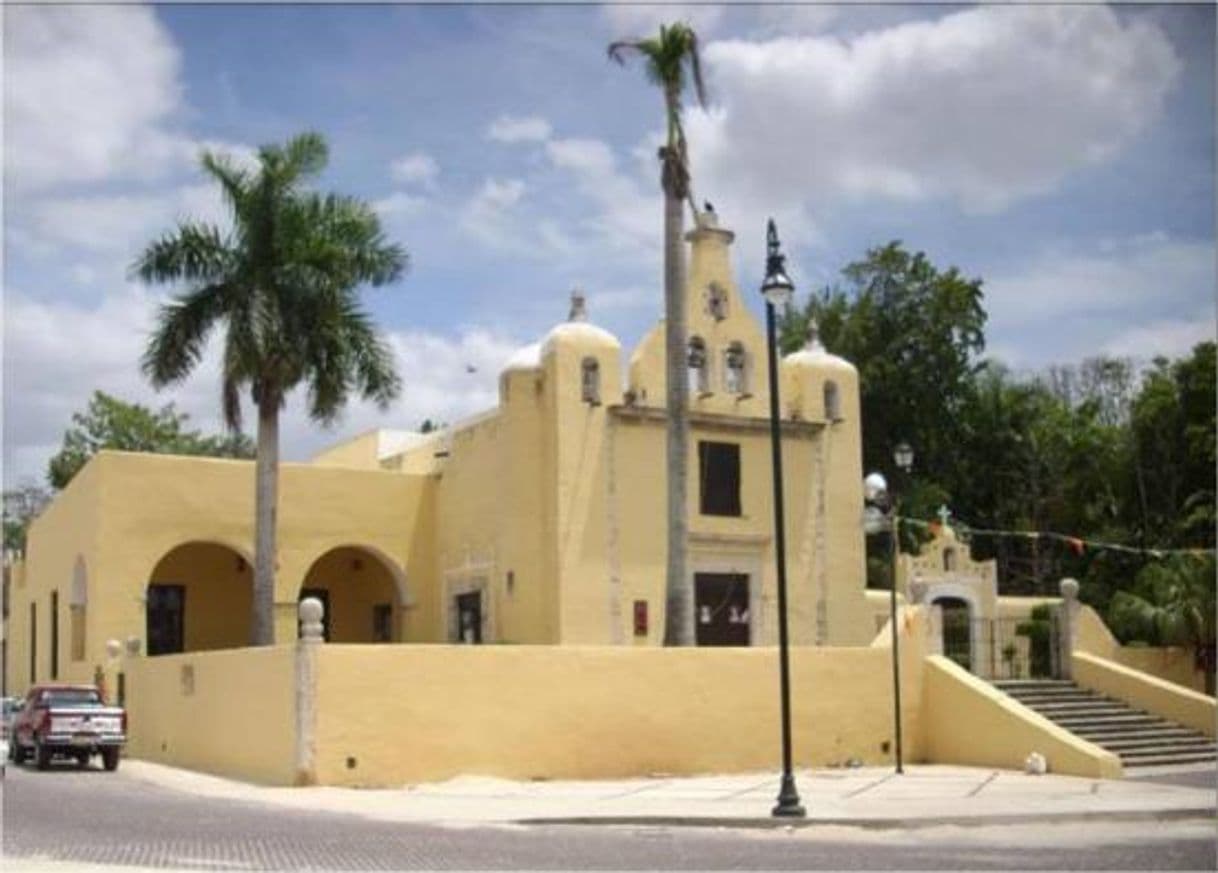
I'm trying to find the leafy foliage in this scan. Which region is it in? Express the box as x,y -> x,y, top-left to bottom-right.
3,483 -> 52,551
47,391 -> 254,489
779,243 -> 1215,619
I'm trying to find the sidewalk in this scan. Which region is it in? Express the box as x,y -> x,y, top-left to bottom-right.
119,760 -> 1216,829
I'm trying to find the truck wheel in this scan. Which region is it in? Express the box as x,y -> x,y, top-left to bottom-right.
35,741 -> 51,771
101,748 -> 120,772
12,742 -> 27,765
75,751 -> 90,769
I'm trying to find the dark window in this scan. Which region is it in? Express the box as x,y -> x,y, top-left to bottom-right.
146,584 -> 185,656
456,591 -> 482,644
50,590 -> 59,680
372,603 -> 393,642
299,588 -> 331,641
699,441 -> 742,517
29,603 -> 36,684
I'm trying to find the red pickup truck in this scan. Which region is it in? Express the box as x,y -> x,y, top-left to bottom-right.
8,685 -> 126,771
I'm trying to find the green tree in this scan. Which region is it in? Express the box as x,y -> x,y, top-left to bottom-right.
609,22 -> 706,646
47,391 -> 255,489
1108,555 -> 1216,693
3,483 -> 52,551
135,132 -> 406,646
780,242 -> 986,492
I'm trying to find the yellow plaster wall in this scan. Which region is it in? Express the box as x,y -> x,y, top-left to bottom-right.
7,459 -> 104,694
12,451 -> 430,687
310,431 -> 382,469
124,646 -> 296,785
921,655 -> 1123,778
314,639 -> 927,786
1075,604 -> 1206,692
1073,651 -> 1215,737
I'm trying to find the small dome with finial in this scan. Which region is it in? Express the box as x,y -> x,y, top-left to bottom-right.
540,288 -> 619,357
783,316 -> 856,375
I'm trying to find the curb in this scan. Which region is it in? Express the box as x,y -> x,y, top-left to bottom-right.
515,806 -> 1218,831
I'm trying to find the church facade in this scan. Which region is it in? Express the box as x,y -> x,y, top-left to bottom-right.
5,211 -> 879,693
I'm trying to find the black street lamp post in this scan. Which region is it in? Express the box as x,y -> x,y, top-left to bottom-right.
863,441 -> 914,775
761,219 -> 805,819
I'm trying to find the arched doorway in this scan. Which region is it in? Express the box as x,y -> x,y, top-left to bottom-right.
935,596 -> 973,672
146,542 -> 252,655
297,546 -> 404,643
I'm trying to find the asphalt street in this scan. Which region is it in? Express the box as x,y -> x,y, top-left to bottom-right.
2,762 -> 1215,871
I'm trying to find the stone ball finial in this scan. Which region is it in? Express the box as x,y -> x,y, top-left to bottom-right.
568,289 -> 587,322
105,639 -> 122,660
125,636 -> 142,657
299,596 -> 325,641
1059,577 -> 1080,600
805,318 -> 822,351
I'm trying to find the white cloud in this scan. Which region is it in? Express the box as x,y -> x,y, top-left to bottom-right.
544,138 -> 659,253
982,234 -> 1215,366
487,115 -> 553,144
985,236 -> 1214,328
4,5 -> 190,191
1102,317 -> 1216,361
459,178 -> 532,252
1,285 -> 527,487
389,152 -> 439,188
602,4 -> 726,39
373,192 -> 428,220
688,5 -> 1181,216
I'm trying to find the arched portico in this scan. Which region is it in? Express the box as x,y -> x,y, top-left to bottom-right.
930,589 -> 980,674
297,545 -> 405,643
146,541 -> 253,655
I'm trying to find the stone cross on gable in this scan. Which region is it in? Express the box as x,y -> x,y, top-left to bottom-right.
937,505 -> 952,529
569,289 -> 587,322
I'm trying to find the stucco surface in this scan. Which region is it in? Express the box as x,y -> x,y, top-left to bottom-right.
1075,604 -> 1206,691
125,645 -> 296,785
312,638 -> 928,787
921,655 -> 1122,779
1073,651 -> 1216,738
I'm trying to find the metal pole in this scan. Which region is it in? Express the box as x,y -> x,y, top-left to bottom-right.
889,505 -> 904,774
766,300 -> 805,818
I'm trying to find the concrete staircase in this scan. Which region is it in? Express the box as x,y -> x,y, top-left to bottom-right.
993,679 -> 1217,769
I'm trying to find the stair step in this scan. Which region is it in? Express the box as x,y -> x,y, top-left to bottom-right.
1025,703 -> 1139,715
1011,693 -> 1107,704
992,680 -> 1076,689
1076,728 -> 1202,743
1054,714 -> 1164,726
1098,735 -> 1214,750
1119,750 -> 1218,766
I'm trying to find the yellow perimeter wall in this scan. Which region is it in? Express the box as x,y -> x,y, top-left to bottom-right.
124,646 -> 296,785
313,645 -> 921,787
1075,604 -> 1206,692
1073,652 -> 1215,738
921,655 -> 1122,779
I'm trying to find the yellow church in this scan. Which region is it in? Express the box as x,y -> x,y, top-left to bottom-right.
6,209 -> 878,691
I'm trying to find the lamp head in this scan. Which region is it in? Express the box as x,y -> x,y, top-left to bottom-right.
760,219 -> 795,308
893,440 -> 914,473
863,471 -> 889,505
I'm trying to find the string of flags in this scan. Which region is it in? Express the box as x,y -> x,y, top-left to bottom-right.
897,513 -> 1215,560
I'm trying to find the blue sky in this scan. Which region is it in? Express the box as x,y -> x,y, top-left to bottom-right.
4,3 -> 1215,487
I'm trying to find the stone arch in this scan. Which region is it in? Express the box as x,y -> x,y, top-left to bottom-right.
146,541 -> 254,655
69,556 -> 87,661
297,545 -> 407,643
928,584 -> 981,673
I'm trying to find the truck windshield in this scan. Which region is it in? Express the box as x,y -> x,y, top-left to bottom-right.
41,689 -> 102,706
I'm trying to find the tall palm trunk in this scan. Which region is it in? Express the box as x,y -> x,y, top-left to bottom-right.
252,400 -> 279,645
662,140 -> 692,647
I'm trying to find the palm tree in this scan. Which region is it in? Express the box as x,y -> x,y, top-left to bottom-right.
1108,555 -> 1216,694
609,22 -> 706,646
135,132 -> 407,646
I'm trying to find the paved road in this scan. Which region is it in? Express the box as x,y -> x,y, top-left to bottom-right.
3,763 -> 1214,870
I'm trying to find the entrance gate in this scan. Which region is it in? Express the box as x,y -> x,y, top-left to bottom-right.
950,610 -> 1064,680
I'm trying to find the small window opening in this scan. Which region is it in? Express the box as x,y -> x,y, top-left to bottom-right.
943,548 -> 957,573
581,357 -> 601,405
724,342 -> 748,395
699,441 -> 742,517
688,337 -> 709,395
824,381 -> 841,420
372,603 -> 393,642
